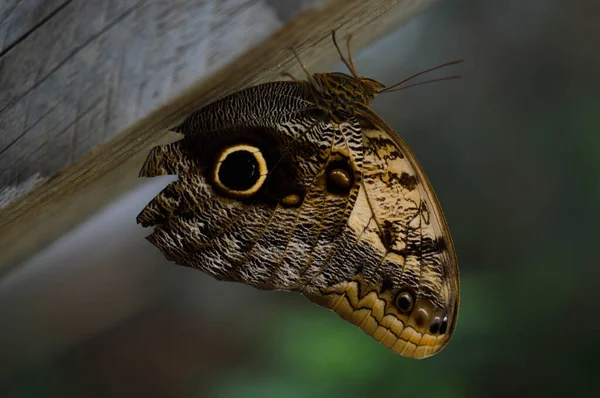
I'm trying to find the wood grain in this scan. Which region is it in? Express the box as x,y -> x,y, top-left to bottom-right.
0,0 -> 71,55
0,0 -> 437,274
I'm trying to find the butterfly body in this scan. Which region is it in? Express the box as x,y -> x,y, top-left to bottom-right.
138,34 -> 459,359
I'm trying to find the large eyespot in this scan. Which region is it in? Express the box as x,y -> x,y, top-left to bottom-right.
395,291 -> 414,313
213,144 -> 267,198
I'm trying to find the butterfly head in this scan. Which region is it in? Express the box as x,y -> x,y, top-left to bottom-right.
311,72 -> 385,121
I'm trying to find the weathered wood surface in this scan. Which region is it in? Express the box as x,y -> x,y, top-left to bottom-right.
0,0 -> 70,55
0,0 -> 437,273
0,0 -> 326,203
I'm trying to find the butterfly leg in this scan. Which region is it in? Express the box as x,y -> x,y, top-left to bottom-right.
290,47 -> 323,93
346,33 -> 358,75
331,30 -> 359,78
281,72 -> 297,81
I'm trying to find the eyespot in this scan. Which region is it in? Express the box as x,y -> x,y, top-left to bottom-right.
326,159 -> 354,195
395,291 -> 414,313
429,316 -> 442,334
213,144 -> 267,198
281,192 -> 304,207
439,315 -> 449,334
328,168 -> 351,191
414,307 -> 430,328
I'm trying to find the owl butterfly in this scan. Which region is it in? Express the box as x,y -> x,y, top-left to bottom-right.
138,32 -> 460,359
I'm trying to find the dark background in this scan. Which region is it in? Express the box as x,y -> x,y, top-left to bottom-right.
1,0 -> 599,396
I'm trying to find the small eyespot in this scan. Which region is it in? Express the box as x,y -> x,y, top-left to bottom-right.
439,315 -> 449,334
325,158 -> 354,195
414,308 -> 429,328
328,168 -> 351,191
395,291 -> 414,313
213,144 -> 267,197
281,192 -> 302,207
429,316 -> 442,334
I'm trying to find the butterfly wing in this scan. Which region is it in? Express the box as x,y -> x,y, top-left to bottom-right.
138,81 -> 459,359
138,81 -> 366,291
302,107 -> 459,359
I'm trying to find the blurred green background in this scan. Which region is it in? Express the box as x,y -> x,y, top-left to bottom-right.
1,0 -> 599,397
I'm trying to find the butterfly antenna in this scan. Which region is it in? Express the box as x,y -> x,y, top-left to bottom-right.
281,72 -> 297,81
346,33 -> 359,75
380,76 -> 462,94
332,30 -> 359,78
378,60 -> 464,93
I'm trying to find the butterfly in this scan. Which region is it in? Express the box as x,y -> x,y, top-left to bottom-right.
137,31 -> 460,359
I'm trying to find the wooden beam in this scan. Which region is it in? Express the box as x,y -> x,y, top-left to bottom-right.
0,0 -> 71,55
0,0 -> 437,274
